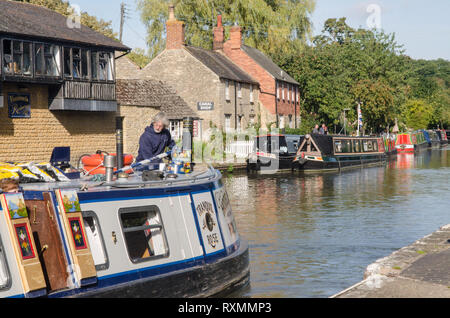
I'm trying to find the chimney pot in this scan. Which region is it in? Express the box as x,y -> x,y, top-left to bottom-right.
169,4 -> 175,21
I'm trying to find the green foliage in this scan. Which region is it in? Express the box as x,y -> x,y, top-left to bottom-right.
15,0 -> 117,39
127,48 -> 151,69
137,0 -> 316,59
401,99 -> 434,130
273,17 -> 448,133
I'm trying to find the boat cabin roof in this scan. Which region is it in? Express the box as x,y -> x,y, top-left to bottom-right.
18,167 -> 220,194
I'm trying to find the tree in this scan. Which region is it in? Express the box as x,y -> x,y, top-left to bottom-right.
127,48 -> 151,69
274,18 -> 410,133
401,99 -> 434,130
15,0 -> 117,39
137,0 -> 316,59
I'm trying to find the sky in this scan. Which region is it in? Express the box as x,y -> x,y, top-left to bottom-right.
72,0 -> 450,60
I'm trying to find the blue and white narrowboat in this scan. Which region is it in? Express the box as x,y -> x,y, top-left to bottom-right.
0,164 -> 249,298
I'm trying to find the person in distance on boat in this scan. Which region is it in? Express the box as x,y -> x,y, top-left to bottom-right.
136,112 -> 175,169
321,124 -> 328,135
312,124 -> 320,134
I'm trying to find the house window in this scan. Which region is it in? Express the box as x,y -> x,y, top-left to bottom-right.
287,85 -> 290,103
170,120 -> 181,140
83,211 -> 108,271
98,52 -> 113,81
238,115 -> 243,132
279,115 -> 285,129
281,83 -> 285,100
225,80 -> 230,101
0,235 -> 11,290
289,115 -> 293,128
296,87 -> 299,103
2,40 -> 32,76
65,47 -> 96,80
225,114 -> 232,132
237,83 -> 242,99
91,52 -> 98,80
250,85 -> 254,103
277,82 -> 280,100
35,44 -> 61,77
119,206 -> 169,264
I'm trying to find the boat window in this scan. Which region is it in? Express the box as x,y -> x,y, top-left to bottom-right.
372,140 -> 378,152
0,235 -> 11,290
82,211 -> 109,271
119,206 -> 169,264
362,140 -> 369,152
353,140 -> 361,153
334,140 -> 342,153
341,140 -> 352,153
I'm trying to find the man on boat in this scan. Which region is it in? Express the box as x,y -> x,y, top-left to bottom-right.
313,125 -> 320,134
136,112 -> 175,169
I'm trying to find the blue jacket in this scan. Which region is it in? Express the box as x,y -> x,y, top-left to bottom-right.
136,125 -> 175,163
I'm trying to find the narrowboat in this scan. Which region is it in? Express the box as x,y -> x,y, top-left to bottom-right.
435,130 -> 449,147
383,134 -> 397,157
246,134 -> 300,172
446,130 -> 450,141
0,163 -> 249,298
395,131 -> 428,153
293,134 -> 387,172
423,130 -> 441,149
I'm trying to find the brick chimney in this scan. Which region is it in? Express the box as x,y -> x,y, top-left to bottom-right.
228,25 -> 242,50
213,15 -> 224,51
166,4 -> 185,50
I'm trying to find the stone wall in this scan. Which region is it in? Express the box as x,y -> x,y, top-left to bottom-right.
0,83 -> 116,164
117,105 -> 159,157
141,48 -> 257,138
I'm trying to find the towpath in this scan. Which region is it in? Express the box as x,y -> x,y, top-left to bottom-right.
332,224 -> 450,298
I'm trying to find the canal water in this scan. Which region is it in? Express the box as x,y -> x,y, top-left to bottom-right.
226,147 -> 450,298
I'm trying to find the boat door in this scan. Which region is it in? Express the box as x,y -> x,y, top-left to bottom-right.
26,192 -> 69,293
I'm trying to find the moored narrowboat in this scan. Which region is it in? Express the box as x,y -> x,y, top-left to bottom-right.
246,134 -> 299,172
0,164 -> 249,298
293,134 -> 386,172
395,131 -> 428,153
435,129 -> 449,147
383,134 -> 397,157
423,130 -> 440,149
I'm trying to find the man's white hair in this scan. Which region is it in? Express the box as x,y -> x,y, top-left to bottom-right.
152,112 -> 169,127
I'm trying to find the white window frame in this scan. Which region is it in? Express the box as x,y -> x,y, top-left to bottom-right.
225,80 -> 230,101
225,114 -> 232,133
82,211 -> 109,271
170,120 -> 181,140
237,83 -> 242,99
281,83 -> 285,101
119,206 -> 169,264
277,82 -> 280,100
250,84 -> 254,103
288,85 -> 291,103
0,235 -> 11,290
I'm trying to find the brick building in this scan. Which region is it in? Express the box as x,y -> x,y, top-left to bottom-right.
214,16 -> 300,130
0,0 -> 130,163
140,6 -> 259,140
116,78 -> 197,157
